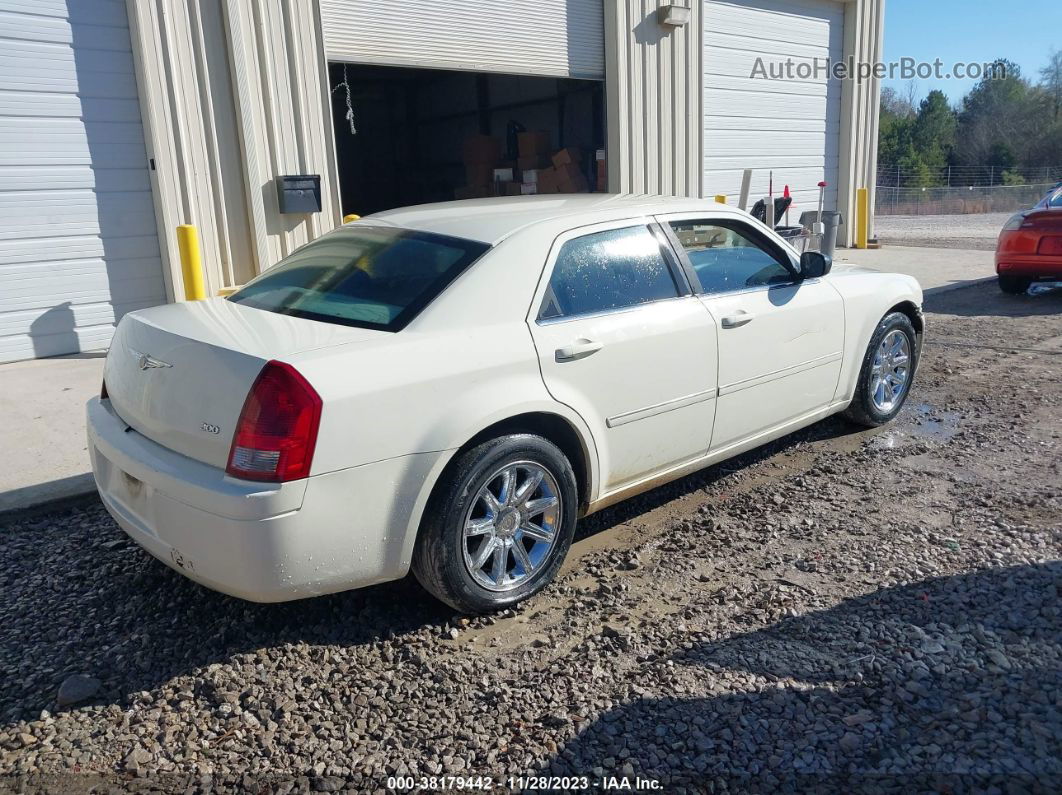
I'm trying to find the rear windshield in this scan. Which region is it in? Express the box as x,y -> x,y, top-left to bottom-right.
228,225 -> 490,331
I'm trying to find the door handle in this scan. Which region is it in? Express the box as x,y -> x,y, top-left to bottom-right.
555,339 -> 603,362
721,311 -> 755,329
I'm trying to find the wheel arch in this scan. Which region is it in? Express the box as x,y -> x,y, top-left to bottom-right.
887,300 -> 924,339
394,407 -> 599,579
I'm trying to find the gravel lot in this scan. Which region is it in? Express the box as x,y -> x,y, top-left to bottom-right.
2,283 -> 1060,793
875,213 -> 1012,251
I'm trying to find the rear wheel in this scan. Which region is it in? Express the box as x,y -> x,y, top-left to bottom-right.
844,312 -> 918,427
412,434 -> 577,613
998,275 -> 1032,294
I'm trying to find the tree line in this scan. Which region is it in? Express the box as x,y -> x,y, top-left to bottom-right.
878,54 -> 1062,188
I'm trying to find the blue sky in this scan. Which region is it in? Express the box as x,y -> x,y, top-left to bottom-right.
882,0 -> 1060,104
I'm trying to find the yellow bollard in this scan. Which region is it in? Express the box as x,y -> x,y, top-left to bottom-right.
343,213 -> 361,223
714,195 -> 727,204
856,188 -> 869,250
176,225 -> 206,301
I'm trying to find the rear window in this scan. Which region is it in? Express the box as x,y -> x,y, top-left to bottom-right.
228,226 -> 490,331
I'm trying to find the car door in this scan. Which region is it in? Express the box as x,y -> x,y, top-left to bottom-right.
658,213 -> 845,451
528,219 -> 718,492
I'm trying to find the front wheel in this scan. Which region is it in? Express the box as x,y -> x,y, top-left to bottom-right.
844,312 -> 919,427
412,434 -> 578,613
998,274 -> 1031,294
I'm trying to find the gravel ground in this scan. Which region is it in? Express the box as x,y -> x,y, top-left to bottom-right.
2,283 -> 1060,793
875,213 -> 1012,251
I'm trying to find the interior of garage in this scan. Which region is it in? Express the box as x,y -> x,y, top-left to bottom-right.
327,63 -> 605,217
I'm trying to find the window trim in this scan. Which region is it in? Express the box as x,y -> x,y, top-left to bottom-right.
655,213 -> 803,297
532,218 -> 692,324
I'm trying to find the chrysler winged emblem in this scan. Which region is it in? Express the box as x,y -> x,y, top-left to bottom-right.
130,349 -> 172,371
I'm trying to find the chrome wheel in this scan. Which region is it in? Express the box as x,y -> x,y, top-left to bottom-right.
870,329 -> 911,413
462,461 -> 562,592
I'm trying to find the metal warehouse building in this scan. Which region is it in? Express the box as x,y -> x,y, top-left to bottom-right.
0,0 -> 883,363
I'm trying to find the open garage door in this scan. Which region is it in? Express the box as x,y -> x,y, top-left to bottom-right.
702,0 -> 843,220
328,65 -> 604,217
321,0 -> 604,80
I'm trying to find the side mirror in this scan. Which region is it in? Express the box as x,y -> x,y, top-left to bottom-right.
800,251 -> 832,279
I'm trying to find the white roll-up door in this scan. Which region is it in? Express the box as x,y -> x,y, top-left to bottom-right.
0,0 -> 166,363
702,0 -> 844,220
321,0 -> 605,79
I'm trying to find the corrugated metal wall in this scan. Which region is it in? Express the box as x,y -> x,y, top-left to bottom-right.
836,0 -> 884,244
125,0 -> 341,297
604,0 -> 703,197
0,0 -> 167,362
321,0 -> 605,79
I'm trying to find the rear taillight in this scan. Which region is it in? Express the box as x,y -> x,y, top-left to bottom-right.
226,361 -> 322,482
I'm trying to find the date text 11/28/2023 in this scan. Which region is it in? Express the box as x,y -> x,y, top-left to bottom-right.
386,774 -> 663,791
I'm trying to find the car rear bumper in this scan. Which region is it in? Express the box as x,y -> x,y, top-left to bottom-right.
995,254 -> 1062,278
87,397 -> 443,602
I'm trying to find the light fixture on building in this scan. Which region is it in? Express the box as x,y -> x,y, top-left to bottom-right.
658,4 -> 691,27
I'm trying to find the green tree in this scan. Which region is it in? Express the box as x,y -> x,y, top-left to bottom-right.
1041,49 -> 1062,120
954,60 -> 1038,170
911,90 -> 956,172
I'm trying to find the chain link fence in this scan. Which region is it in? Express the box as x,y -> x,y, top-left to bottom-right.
875,183 -> 1058,216
876,164 -> 1062,189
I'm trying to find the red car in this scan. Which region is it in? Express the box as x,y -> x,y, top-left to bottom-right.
996,186 -> 1062,293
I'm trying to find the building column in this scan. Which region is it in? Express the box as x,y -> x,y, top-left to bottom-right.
125,0 -> 341,298
837,0 -> 885,247
604,0 -> 703,197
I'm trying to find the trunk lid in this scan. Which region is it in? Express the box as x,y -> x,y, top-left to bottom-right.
104,298 -> 381,469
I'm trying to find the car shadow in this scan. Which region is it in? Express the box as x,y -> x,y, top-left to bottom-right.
574,413 -> 868,542
540,562 -> 1062,789
0,413 -> 870,725
924,281 -> 1062,319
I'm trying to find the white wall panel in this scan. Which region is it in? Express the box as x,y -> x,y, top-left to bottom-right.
702,0 -> 844,220
0,0 -> 166,362
321,0 -> 604,79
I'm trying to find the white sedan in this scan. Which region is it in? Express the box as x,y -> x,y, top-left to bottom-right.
88,195 -> 923,612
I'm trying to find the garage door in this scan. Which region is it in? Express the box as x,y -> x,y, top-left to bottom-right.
0,0 -> 166,363
320,0 -> 605,79
702,0 -> 843,220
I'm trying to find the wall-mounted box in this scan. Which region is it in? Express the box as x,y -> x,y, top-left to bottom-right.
276,174 -> 321,214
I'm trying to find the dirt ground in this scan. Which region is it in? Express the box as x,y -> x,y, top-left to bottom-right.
874,213 -> 1012,250
1,282 -> 1060,793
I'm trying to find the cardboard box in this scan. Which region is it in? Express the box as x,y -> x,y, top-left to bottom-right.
554,162 -> 584,184
492,167 -> 514,183
517,130 -> 551,157
536,167 -> 558,194
462,134 -> 502,164
551,146 -> 582,169
559,173 -> 589,193
465,161 -> 494,187
521,168 -> 546,185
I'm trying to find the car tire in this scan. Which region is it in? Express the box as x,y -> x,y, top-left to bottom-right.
998,275 -> 1031,294
412,434 -> 578,614
844,311 -> 919,428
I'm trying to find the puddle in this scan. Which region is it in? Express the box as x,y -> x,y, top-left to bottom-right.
870,402 -> 960,449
